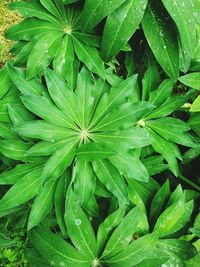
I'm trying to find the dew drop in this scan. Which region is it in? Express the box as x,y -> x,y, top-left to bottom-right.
163,45 -> 167,49
75,218 -> 82,225
141,4 -> 146,11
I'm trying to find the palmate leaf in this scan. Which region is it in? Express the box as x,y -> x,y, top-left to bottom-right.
1,63 -> 184,233
6,0 -> 106,78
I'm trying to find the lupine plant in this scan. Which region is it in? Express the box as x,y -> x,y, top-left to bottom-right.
0,0 -> 200,266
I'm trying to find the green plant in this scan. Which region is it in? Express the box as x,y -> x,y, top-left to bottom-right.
0,0 -> 200,266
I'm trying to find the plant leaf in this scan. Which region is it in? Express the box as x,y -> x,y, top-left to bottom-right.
41,140 -> 77,184
14,121 -> 75,141
161,0 -> 196,58
73,37 -> 105,78
65,195 -> 97,259
110,151 -> 149,182
179,72 -> 200,91
29,228 -> 91,266
28,179 -> 57,230
76,143 -> 116,160
101,0 -> 148,61
27,31 -> 63,79
102,207 -> 140,259
142,2 -> 179,80
93,159 -> 128,205
81,0 -> 126,31
21,95 -> 77,129
0,167 -> 43,210
74,160 -> 96,205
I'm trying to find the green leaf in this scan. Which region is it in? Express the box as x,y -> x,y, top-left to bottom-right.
0,123 -> 19,140
81,0 -> 126,31
143,155 -> 167,176
93,128 -> 153,152
97,207 -> 126,254
146,117 -> 198,147
28,179 -> 57,230
9,0 -> 61,25
7,64 -> 45,96
110,151 -> 149,182
55,172 -> 70,236
179,72 -> 200,91
0,167 -> 43,210
191,95 -> 200,112
147,128 -> 179,176
29,228 -> 91,266
128,177 -> 159,211
102,207 -> 140,259
26,139 -> 72,156
142,2 -> 179,80
73,37 -> 105,79
27,31 -> 62,79
142,53 -> 160,101
21,95 -> 77,129
40,0 -> 65,22
0,163 -> 41,185
14,121 -> 75,141
149,79 -> 174,107
76,143 -> 116,160
90,75 -> 138,127
0,66 -> 12,99
7,104 -> 34,126
76,67 -> 95,129
53,35 -> 74,79
44,68 -> 79,126
105,233 -> 157,267
149,179 -> 170,226
41,140 -> 77,184
158,239 -> 196,260
101,0 -> 148,61
65,195 -> 97,259
93,101 -> 154,131
153,196 -> 185,237
161,0 -> 196,58
5,18 -> 60,41
0,140 -> 33,161
74,160 -> 96,205
146,92 -> 192,119
93,160 -> 128,205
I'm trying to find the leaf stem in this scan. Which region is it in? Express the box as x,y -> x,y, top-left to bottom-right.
179,173 -> 200,192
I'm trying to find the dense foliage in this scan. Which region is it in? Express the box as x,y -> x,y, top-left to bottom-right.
0,0 -> 200,266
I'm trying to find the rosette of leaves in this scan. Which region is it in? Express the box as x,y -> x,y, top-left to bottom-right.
0,65 -> 155,229
25,183 -> 197,267
5,0 -> 105,79
124,53 -> 199,177
6,0 -> 198,81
